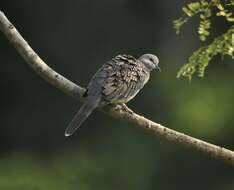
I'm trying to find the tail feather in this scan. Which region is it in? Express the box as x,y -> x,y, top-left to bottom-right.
65,102 -> 97,137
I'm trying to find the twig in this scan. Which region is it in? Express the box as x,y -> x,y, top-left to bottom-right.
0,11 -> 233,166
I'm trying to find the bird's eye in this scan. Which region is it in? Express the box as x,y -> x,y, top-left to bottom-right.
149,58 -> 153,62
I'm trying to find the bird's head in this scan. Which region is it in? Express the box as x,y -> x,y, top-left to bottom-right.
138,54 -> 160,72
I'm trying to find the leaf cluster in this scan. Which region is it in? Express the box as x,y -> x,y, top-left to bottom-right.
174,0 -> 234,79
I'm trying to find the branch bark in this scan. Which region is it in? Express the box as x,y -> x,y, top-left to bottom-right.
0,11 -> 233,166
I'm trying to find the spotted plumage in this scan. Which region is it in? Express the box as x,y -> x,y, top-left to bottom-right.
65,54 -> 160,136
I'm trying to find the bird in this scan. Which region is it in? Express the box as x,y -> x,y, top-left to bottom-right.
65,54 -> 160,137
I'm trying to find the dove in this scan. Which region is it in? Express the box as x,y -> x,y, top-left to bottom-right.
65,54 -> 160,136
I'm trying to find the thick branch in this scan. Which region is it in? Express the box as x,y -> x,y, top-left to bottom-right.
0,12 -> 86,100
0,11 -> 233,166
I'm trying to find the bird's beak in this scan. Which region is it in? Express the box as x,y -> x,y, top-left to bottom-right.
156,65 -> 161,72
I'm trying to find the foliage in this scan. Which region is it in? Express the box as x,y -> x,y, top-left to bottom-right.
174,0 -> 234,79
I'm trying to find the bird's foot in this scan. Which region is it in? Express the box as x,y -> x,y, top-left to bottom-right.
115,104 -> 134,115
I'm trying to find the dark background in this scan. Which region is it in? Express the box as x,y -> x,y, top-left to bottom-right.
0,0 -> 234,189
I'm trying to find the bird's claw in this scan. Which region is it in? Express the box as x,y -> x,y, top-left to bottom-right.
114,104 -> 134,114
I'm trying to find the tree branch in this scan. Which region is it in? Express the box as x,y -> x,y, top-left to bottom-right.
0,11 -> 233,166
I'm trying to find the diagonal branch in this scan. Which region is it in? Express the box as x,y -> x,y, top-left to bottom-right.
0,11 -> 233,166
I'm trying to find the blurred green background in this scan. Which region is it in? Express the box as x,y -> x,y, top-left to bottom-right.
0,0 -> 234,189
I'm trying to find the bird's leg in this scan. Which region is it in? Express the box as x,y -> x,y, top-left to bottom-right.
121,103 -> 133,114
114,103 -> 134,115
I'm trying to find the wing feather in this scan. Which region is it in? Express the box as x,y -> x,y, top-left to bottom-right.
87,54 -> 149,105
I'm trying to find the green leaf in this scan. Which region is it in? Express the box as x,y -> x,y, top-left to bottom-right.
177,27 -> 234,79
182,7 -> 194,17
174,0 -> 234,79
173,17 -> 188,34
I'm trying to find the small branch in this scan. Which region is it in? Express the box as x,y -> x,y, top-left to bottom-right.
0,11 -> 233,166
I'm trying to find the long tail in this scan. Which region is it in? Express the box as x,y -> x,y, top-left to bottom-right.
65,101 -> 97,137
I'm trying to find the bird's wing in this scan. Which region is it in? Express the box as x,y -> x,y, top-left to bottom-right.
89,54 -> 149,104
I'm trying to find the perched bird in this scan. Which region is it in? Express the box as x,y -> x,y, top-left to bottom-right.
65,54 -> 160,136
